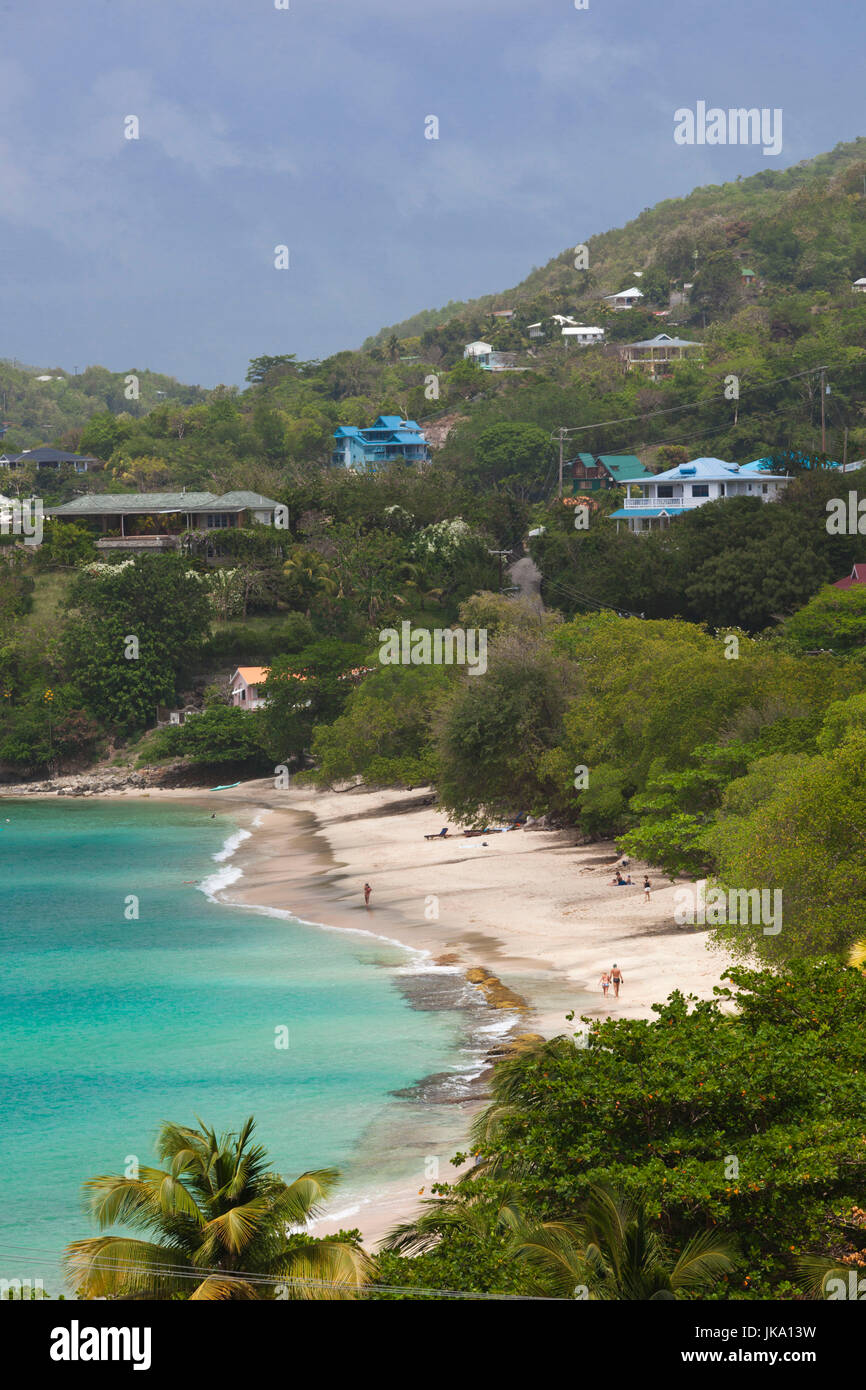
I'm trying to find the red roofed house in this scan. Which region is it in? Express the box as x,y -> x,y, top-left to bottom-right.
230,667 -> 270,709
833,564 -> 866,590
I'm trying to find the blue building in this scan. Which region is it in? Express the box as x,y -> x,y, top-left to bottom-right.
332,416 -> 431,471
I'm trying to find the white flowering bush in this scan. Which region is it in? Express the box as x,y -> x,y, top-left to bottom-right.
411,518 -> 474,560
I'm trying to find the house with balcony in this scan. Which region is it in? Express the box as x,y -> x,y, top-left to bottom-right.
602,286 -> 644,310
332,416 -> 431,471
1,445 -> 100,473
562,325 -> 605,346
619,332 -> 703,377
609,457 -> 791,532
45,489 -> 283,552
569,453 -> 656,493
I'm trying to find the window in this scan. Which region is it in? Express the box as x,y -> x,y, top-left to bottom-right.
762,484 -> 768,494
656,485 -> 674,498
691,484 -> 709,497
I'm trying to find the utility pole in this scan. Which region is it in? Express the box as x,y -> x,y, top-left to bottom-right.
843,426 -> 849,469
819,367 -> 827,454
558,427 -> 565,498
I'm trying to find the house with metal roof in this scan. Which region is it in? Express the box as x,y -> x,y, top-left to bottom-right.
1,445 -> 99,473
602,286 -> 644,310
618,332 -> 703,377
609,457 -> 791,532
45,490 -> 283,552
834,564 -> 866,590
569,453 -> 656,492
332,416 -> 431,471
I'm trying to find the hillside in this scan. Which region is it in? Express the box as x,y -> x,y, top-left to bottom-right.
0,359 -> 208,454
363,137 -> 866,346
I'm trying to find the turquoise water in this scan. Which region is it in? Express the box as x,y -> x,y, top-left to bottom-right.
0,800 -> 473,1293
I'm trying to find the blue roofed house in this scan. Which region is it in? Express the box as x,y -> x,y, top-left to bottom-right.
332,416 -> 431,471
609,457 -> 791,532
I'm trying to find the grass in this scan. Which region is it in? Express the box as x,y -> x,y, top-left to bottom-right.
26,570 -> 73,632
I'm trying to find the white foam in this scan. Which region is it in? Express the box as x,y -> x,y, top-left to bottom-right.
212,827 -> 252,862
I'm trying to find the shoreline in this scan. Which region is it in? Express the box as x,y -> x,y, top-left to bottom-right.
4,777 -> 734,1247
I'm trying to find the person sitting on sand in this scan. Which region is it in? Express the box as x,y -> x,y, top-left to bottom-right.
599,970 -> 611,997
610,964 -> 623,997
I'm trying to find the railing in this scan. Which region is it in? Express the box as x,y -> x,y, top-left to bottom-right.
623,495 -> 705,509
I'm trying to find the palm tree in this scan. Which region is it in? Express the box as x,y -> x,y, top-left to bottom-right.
282,548 -> 338,615
513,1185 -> 733,1301
381,1185 -> 524,1256
64,1117 -> 370,1300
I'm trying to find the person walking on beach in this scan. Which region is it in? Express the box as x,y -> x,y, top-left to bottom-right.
599,970 -> 611,998
363,882 -> 372,908
610,964 -> 623,998
643,875 -> 652,901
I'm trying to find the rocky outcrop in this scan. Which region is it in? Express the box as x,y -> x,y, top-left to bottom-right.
465,966 -> 529,1012
0,762 -> 200,796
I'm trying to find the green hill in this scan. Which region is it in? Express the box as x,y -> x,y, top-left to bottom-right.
362,137 -> 866,346
0,360 -> 208,454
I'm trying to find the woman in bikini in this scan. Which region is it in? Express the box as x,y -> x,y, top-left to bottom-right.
599,970 -> 611,997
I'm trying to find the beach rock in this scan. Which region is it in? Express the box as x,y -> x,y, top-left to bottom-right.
465,966 -> 529,1013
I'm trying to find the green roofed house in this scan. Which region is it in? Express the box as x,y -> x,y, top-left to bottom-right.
569,453 -> 656,493
45,490 -> 283,553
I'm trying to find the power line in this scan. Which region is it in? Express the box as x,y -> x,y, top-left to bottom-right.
553,356 -> 865,445
0,1243 -> 561,1301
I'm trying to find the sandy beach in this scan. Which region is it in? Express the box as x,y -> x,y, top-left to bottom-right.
5,776 -> 733,1245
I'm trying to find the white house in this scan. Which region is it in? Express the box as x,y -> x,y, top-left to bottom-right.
528,322 -> 545,339
464,340 -> 493,366
853,278 -> 866,293
609,457 -> 791,533
603,286 -> 644,310
562,325 -> 605,345
230,667 -> 270,709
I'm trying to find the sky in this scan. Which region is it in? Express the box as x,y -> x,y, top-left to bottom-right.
2,0 -> 864,387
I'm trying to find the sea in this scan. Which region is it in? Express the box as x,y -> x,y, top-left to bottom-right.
0,799 -> 518,1295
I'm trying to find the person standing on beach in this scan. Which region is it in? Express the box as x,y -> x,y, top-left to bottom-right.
363,882 -> 372,908
643,875 -> 651,901
610,964 -> 623,997
599,970 -> 611,998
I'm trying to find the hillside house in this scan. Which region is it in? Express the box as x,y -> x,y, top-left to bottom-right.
332,416 -> 430,471
490,309 -> 514,320
602,286 -> 644,310
569,453 -> 655,493
609,457 -> 791,533
853,278 -> 866,294
528,322 -> 545,339
45,490 -> 283,552
619,332 -> 703,377
834,564 -> 866,590
464,340 -> 493,366
230,667 -> 270,710
1,446 -> 99,474
562,325 -> 606,345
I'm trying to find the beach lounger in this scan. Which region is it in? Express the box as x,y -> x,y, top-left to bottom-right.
424,827 -> 450,840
